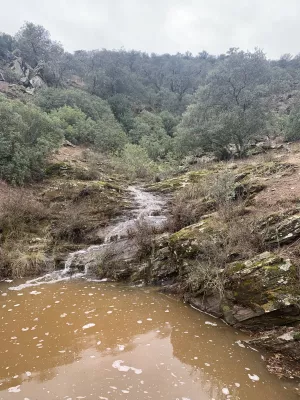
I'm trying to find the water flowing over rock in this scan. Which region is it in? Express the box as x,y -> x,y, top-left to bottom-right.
9,187 -> 167,290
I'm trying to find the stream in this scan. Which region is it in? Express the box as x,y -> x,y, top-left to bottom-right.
0,187 -> 298,399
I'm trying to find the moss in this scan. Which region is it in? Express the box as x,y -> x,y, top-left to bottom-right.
228,262 -> 246,273
222,305 -> 231,312
169,220 -> 210,244
293,332 -> 300,341
45,162 -> 73,177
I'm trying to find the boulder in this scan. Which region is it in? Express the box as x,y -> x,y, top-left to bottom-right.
245,326 -> 300,379
29,75 -> 47,89
260,211 -> 300,246
187,252 -> 300,330
224,252 -> 300,329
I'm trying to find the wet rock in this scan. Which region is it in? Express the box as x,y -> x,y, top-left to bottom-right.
245,325 -> 300,379
247,326 -> 300,361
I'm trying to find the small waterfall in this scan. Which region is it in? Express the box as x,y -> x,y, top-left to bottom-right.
9,187 -> 166,291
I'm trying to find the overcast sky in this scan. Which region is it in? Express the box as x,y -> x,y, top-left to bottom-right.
1,0 -> 300,59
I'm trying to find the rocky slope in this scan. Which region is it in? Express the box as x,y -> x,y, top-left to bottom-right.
64,146 -> 300,380
1,143 -> 300,381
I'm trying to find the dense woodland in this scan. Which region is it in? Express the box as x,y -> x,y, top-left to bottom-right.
1,22 -> 300,183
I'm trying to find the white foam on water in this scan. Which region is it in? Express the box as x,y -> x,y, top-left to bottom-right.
222,388 -> 230,395
112,360 -> 142,374
248,374 -> 260,382
205,321 -> 218,326
8,385 -> 21,393
82,323 -> 95,330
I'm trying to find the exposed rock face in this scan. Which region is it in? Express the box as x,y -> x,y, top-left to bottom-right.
2,56 -> 47,92
245,325 -> 300,379
184,252 -> 300,329
261,211 -> 300,246
29,75 -> 47,89
247,326 -> 300,362
224,252 -> 300,329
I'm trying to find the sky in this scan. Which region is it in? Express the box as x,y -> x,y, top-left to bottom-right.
1,0 -> 300,59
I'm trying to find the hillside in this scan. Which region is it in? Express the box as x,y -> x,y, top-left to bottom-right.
0,22 -> 300,386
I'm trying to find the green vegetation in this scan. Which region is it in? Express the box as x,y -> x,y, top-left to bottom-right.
0,95 -> 63,184
1,22 -> 300,186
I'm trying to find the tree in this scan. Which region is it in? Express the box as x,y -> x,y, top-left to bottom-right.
0,96 -> 63,184
176,49 -> 271,159
130,111 -> 172,160
285,104 -> 300,141
15,22 -> 52,67
0,33 -> 15,61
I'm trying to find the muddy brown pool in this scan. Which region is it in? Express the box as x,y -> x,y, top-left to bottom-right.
0,280 -> 298,399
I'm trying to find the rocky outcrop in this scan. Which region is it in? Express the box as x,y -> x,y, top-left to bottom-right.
184,252 -> 300,329
1,56 -> 47,93
246,325 -> 300,379
260,210 -> 300,246
224,252 -> 300,328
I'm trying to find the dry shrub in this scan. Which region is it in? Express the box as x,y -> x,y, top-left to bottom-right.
127,218 -> 157,259
0,188 -> 48,238
186,215 -> 265,295
52,203 -> 88,244
186,236 -> 228,296
225,217 -> 266,260
9,249 -> 47,278
169,170 -> 236,232
0,244 -> 48,278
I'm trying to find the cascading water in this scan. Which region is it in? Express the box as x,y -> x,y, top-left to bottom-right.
9,187 -> 167,290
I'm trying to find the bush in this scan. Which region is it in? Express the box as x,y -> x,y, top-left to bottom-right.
168,182 -> 213,232
36,89 -> 128,152
127,218 -> 157,259
285,106 -> 300,142
0,188 -> 48,238
114,144 -> 158,179
169,170 -> 236,231
0,96 -> 63,184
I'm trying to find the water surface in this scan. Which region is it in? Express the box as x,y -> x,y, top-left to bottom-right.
0,281 -> 297,400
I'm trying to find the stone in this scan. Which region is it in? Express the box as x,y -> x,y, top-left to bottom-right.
261,211 -> 300,246
224,253 -> 300,329
29,75 -> 47,89
245,326 -> 300,379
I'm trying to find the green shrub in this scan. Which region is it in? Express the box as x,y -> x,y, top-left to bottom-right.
115,144 -> 157,179
0,96 -> 63,184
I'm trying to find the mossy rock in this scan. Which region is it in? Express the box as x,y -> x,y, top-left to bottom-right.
259,210 -> 300,246
225,252 -> 300,329
45,162 -> 73,177
146,169 -> 214,194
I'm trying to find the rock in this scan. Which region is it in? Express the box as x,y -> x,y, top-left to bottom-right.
11,58 -> 26,78
260,211 -> 300,246
19,76 -> 29,86
29,75 -> 46,89
25,88 -> 35,95
184,252 -> 300,330
225,252 -> 300,329
246,326 -> 300,379
64,140 -> 76,148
